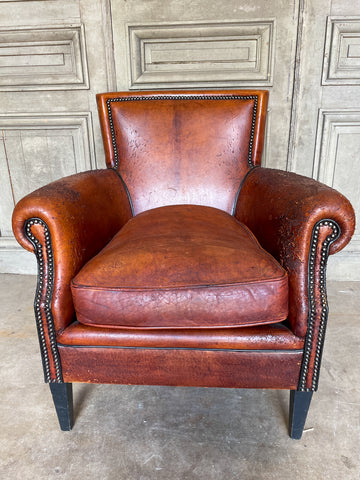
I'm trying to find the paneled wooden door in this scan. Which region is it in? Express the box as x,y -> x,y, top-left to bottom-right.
1,0 -> 359,278
289,0 -> 360,279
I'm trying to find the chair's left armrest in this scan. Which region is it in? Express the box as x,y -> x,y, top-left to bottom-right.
234,167 -> 355,339
12,169 -> 133,336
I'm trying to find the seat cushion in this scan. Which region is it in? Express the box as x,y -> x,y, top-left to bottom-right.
71,205 -> 288,329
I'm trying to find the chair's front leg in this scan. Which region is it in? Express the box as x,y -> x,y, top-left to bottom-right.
289,390 -> 313,439
50,383 -> 74,431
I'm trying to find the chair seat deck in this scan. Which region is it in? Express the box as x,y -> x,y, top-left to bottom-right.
71,205 -> 289,330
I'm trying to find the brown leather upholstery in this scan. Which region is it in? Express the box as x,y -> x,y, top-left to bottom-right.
97,90 -> 268,215
71,204 -> 288,329
12,169 -> 133,332
59,346 -> 303,389
11,89 -> 356,437
235,167 -> 355,337
58,321 -> 304,350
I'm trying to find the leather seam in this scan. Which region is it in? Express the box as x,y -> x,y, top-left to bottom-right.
232,165 -> 261,216
71,275 -> 288,291
58,344 -> 303,354
111,168 -> 134,216
74,318 -> 290,331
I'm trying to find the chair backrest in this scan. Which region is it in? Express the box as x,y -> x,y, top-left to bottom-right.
97,90 -> 268,215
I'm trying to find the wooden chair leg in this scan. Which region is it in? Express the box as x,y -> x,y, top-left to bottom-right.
49,383 -> 74,431
289,390 -> 313,439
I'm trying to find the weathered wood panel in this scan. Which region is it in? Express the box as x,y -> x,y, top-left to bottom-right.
323,17 -> 360,85
128,21 -> 274,88
0,25 -> 89,90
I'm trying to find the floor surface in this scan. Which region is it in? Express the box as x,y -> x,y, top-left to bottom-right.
0,274 -> 359,479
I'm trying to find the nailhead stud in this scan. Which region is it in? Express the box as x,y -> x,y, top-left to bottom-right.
107,94 -> 259,169
299,220 -> 340,391
25,218 -> 62,384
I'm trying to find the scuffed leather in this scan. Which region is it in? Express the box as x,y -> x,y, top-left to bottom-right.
59,345 -> 303,389
11,88 -> 356,395
97,90 -> 268,215
71,205 -> 288,329
235,167 -> 356,337
58,321 -> 304,350
12,169 -> 133,332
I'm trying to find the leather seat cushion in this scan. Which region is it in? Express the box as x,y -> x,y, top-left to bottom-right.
71,205 -> 288,329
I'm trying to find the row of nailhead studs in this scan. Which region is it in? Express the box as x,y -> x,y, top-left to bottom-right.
106,95 -> 258,170
298,220 -> 340,392
25,218 -> 62,383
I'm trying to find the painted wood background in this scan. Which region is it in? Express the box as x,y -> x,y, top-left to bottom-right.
0,0 -> 359,279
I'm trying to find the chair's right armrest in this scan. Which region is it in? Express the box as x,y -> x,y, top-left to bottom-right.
234,167 -> 355,391
12,169 -> 133,336
234,167 -> 355,337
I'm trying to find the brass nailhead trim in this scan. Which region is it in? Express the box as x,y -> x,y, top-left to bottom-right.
106,95 -> 258,170
298,219 -> 340,392
25,218 -> 63,383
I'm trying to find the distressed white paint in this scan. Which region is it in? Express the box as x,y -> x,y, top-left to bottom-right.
0,0 -> 115,273
0,238 -> 36,274
313,110 -> 360,251
289,0 -> 360,279
0,24 -> 89,90
128,21 -> 274,88
323,17 -> 360,85
0,137 -> 15,237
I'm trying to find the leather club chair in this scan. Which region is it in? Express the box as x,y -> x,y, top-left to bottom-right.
12,90 -> 355,439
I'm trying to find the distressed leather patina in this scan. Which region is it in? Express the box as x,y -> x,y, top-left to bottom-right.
12,90 -> 355,436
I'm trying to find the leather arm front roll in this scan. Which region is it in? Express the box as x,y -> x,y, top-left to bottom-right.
234,167 -> 355,337
12,169 -> 133,332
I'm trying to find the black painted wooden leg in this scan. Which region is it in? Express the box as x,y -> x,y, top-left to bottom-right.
49,383 -> 74,431
289,390 -> 313,439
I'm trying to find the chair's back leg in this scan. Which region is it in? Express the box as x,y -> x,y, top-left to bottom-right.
49,383 -> 74,431
289,390 -> 313,439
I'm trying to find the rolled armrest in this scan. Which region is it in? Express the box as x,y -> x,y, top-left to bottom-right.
12,169 -> 133,333
235,167 -> 355,337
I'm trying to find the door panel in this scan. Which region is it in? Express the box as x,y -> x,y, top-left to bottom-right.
291,0 -> 360,279
0,0 -> 115,273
